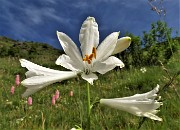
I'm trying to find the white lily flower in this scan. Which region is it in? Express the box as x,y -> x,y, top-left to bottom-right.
20,16 -> 131,97
100,84 -> 163,121
20,59 -> 77,97
56,16 -> 131,84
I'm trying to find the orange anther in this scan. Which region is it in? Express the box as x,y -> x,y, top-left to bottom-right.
83,47 -> 96,64
87,59 -> 91,64
83,55 -> 89,61
89,53 -> 94,60
92,47 -> 96,58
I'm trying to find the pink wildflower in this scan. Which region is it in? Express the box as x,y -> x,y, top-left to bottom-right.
28,97 -> 32,105
52,95 -> 56,105
15,74 -> 20,86
10,86 -> 15,94
55,90 -> 60,100
69,90 -> 73,97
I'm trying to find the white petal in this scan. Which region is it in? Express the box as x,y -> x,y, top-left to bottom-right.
96,32 -> 119,62
22,72 -> 77,97
56,31 -> 83,67
112,36 -> 131,55
149,110 -> 160,114
20,59 -> 72,77
143,112 -> 162,121
81,73 -> 98,85
56,54 -> 83,72
79,17 -> 99,56
114,85 -> 160,100
100,99 -> 162,121
93,56 -> 124,74
101,99 -> 161,112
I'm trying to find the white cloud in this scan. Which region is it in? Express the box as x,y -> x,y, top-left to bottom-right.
1,0 -> 71,25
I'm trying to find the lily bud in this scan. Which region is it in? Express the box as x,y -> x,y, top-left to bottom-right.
112,37 -> 131,55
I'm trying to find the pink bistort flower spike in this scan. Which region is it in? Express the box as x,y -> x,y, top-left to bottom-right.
15,74 -> 20,86
55,90 -> 60,100
28,97 -> 32,105
69,90 -> 73,97
10,86 -> 15,94
52,95 -> 56,105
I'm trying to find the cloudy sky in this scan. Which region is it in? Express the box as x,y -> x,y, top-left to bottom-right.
0,0 -> 179,49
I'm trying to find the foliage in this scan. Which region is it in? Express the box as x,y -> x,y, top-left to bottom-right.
118,21 -> 180,68
142,21 -> 179,65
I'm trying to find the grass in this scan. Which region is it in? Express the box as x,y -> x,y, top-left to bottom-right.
0,52 -> 180,129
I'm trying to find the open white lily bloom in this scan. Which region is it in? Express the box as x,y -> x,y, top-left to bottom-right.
20,16 -> 131,97
20,59 -> 77,97
100,84 -> 163,121
56,16 -> 131,84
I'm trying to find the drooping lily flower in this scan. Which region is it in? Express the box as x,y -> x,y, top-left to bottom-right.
100,85 -> 163,121
20,16 -> 131,97
56,16 -> 131,84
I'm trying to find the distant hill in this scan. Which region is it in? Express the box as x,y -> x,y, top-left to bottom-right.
0,36 -> 64,62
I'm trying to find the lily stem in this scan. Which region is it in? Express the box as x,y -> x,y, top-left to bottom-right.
87,82 -> 91,130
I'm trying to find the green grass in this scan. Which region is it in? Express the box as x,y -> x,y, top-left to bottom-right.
0,53 -> 180,130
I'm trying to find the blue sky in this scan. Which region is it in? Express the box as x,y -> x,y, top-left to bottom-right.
0,0 -> 179,49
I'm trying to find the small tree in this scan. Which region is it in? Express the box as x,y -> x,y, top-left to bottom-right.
142,20 -> 174,65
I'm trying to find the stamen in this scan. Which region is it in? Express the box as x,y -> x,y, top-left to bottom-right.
87,59 -> 91,64
92,47 -> 96,58
83,55 -> 89,61
89,53 -> 94,60
83,47 -> 96,64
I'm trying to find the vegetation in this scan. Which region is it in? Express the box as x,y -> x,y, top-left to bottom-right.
119,21 -> 180,68
0,20 -> 180,129
0,36 -> 63,62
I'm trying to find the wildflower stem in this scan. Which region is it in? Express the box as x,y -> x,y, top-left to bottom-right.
78,84 -> 83,129
87,82 -> 91,130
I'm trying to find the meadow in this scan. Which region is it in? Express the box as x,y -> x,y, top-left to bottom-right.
0,46 -> 179,130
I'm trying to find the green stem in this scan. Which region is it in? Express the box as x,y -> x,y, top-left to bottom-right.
87,82 -> 91,130
79,84 -> 83,129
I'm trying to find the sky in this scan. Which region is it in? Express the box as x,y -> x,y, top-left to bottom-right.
0,0 -> 179,49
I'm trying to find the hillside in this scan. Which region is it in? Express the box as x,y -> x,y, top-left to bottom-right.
0,36 -> 63,64
0,36 -> 180,130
